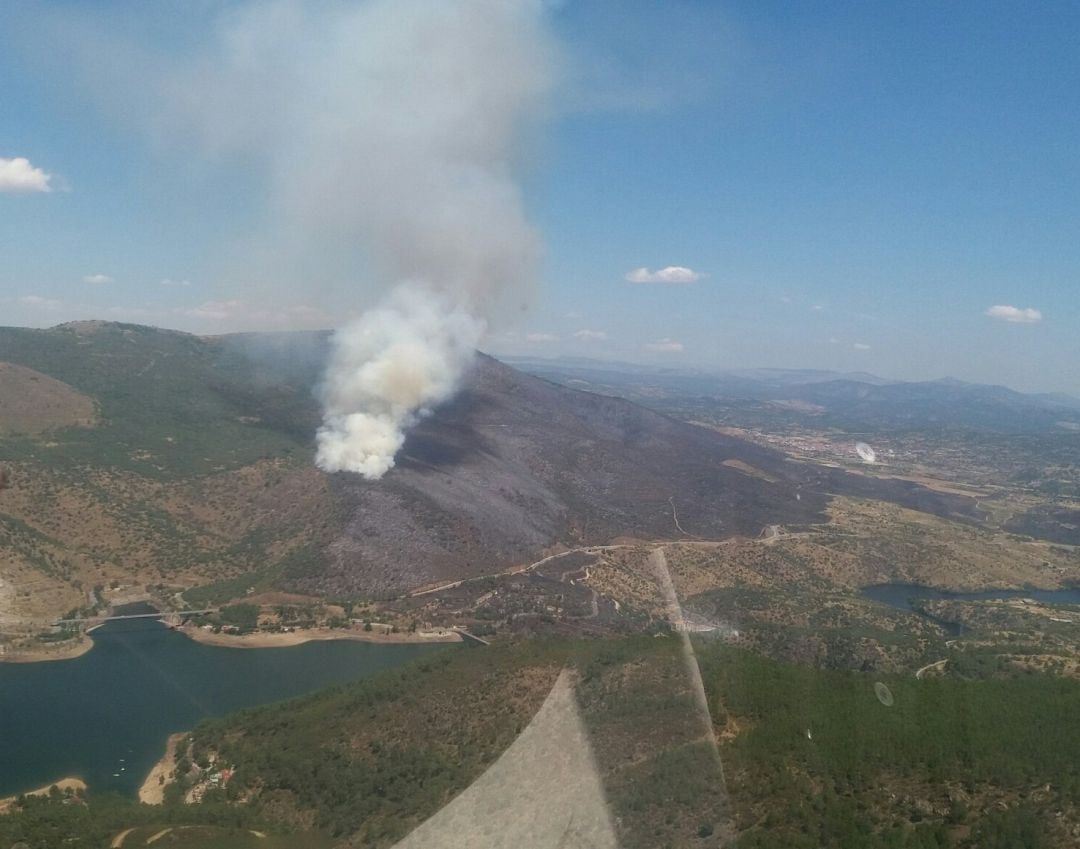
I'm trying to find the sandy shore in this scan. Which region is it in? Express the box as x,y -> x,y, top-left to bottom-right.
178,623 -> 462,649
0,634 -> 93,664
0,777 -> 87,813
2,620 -> 461,666
139,732 -> 188,805
3,624 -> 460,809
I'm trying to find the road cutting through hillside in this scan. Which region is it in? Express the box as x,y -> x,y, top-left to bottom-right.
406,530 -> 837,600
408,548 -> 622,597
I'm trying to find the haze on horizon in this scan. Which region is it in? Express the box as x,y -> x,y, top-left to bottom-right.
1,1 -> 1079,396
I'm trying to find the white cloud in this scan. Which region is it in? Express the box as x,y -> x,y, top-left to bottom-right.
526,332 -> 559,343
160,278 -> 192,287
573,329 -> 607,341
106,306 -> 156,319
177,299 -> 330,329
18,294 -> 159,319
18,295 -> 64,310
624,266 -> 704,284
282,304 -> 330,324
985,304 -> 1042,324
182,299 -> 244,321
644,338 -> 684,352
0,156 -> 54,193
853,342 -> 871,350
811,304 -> 824,311
83,273 -> 113,284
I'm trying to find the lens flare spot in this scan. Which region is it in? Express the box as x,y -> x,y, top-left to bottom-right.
874,682 -> 894,706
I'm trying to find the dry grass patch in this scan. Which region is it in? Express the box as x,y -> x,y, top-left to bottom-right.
0,362 -> 97,434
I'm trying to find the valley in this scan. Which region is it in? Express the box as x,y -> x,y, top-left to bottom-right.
5,324 -> 1080,848
0,321 -> 987,653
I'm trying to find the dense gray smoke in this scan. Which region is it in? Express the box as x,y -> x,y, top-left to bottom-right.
140,0 -> 554,477
22,0 -> 554,477
309,0 -> 552,477
279,0 -> 551,477
299,0 -> 554,477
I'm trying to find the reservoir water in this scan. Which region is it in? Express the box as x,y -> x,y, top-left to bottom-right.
862,583 -> 1080,635
0,612 -> 451,799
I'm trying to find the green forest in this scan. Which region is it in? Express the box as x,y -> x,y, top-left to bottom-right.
697,643 -> 1080,847
5,637 -> 1080,847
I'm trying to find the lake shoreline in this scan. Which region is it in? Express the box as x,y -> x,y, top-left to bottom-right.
0,634 -> 94,665
139,732 -> 188,805
1,616 -> 450,802
1,622 -> 462,666
177,623 -> 463,649
0,777 -> 87,814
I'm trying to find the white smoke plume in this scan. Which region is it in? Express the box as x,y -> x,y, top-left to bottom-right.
36,0 -> 555,478
300,0 -> 554,477
316,284 -> 484,477
15,0 -> 555,478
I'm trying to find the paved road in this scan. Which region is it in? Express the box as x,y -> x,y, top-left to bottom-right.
407,528 -> 839,600
409,550 -> 606,598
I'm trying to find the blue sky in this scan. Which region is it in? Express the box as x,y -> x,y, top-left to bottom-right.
2,1 -> 1078,394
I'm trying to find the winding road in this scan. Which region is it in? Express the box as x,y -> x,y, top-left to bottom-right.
915,659 -> 949,679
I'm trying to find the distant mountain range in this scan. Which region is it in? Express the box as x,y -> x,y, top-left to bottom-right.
505,356 -> 1080,434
